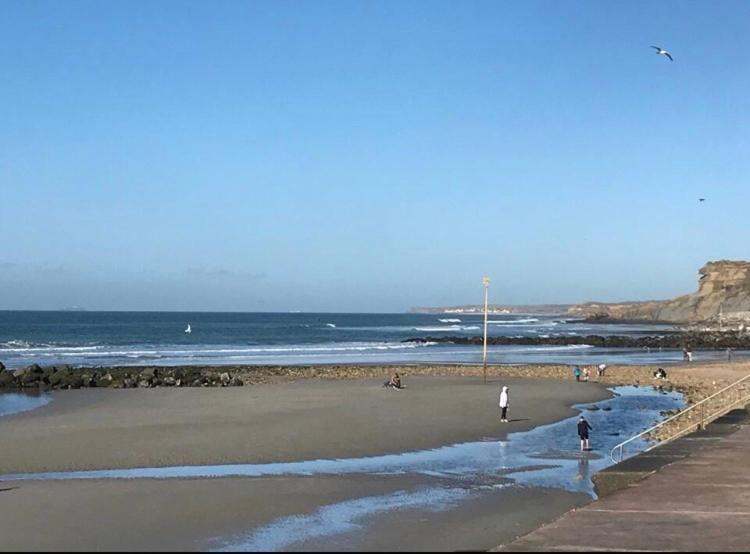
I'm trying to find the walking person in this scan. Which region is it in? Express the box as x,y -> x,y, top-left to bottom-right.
499,385 -> 510,423
578,416 -> 592,452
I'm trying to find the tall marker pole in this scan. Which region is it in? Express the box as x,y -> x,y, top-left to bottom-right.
482,276 -> 491,384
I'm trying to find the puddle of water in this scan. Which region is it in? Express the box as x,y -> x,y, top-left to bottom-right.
0,393 -> 50,418
213,486 -> 475,552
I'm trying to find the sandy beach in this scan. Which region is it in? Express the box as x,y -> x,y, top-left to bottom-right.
0,361 -> 745,551
0,375 -> 609,551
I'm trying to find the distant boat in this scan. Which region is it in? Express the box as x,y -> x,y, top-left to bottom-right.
185,324 -> 192,334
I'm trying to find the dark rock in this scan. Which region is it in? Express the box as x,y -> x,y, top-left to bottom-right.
48,369 -> 71,388
57,373 -> 84,389
0,369 -> 16,388
140,368 -> 158,380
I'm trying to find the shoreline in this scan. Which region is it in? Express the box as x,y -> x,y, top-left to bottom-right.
1,359 -> 745,405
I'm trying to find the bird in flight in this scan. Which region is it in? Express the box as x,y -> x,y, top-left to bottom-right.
699,198 -> 706,202
651,46 -> 673,61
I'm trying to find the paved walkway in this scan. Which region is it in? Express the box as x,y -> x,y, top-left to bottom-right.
497,409 -> 750,552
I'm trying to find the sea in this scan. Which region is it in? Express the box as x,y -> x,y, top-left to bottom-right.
0,311 -> 743,369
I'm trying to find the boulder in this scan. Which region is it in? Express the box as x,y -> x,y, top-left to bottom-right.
0,368 -> 16,387
140,368 -> 158,380
230,376 -> 244,387
15,364 -> 44,386
48,369 -> 71,388
64,375 -> 84,389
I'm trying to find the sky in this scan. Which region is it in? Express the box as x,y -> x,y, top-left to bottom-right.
1,0 -> 748,312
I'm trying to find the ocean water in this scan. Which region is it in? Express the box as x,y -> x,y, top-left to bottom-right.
0,311 -> 740,369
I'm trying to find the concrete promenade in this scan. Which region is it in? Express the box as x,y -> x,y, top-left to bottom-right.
497,408 -> 750,552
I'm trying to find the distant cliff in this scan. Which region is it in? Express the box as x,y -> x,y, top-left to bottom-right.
568,261 -> 750,324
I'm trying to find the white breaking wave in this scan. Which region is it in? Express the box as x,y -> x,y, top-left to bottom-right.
0,342 -> 101,353
414,326 -> 480,332
487,318 -> 540,325
500,344 -> 595,352
438,318 -> 462,323
9,342 -> 440,359
325,323 -> 337,328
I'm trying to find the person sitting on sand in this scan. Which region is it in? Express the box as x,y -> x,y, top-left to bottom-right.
383,373 -> 405,390
498,385 -> 510,423
653,367 -> 668,380
582,367 -> 590,382
578,416 -> 593,452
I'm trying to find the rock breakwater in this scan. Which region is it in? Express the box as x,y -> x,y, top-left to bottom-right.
404,330 -> 750,349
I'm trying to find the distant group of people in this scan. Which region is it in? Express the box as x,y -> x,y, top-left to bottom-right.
572,364 -> 607,382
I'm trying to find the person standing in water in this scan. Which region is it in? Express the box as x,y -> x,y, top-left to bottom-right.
498,386 -> 510,423
578,416 -> 593,451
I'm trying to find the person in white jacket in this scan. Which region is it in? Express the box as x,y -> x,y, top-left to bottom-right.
499,386 -> 510,423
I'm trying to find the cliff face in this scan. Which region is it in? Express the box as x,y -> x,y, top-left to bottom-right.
568,261 -> 750,324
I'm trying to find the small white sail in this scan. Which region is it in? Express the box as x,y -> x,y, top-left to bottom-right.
185,324 -> 192,334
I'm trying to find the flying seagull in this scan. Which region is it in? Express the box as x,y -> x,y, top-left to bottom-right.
651,46 -> 673,61
699,198 -> 706,202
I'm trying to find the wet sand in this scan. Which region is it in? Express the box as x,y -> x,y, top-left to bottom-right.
0,376 -> 609,551
0,376 -> 609,474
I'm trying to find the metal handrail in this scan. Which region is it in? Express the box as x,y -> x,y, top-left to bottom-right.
610,373 -> 750,463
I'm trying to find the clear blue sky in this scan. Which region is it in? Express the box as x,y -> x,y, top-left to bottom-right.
1,0 -> 748,312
